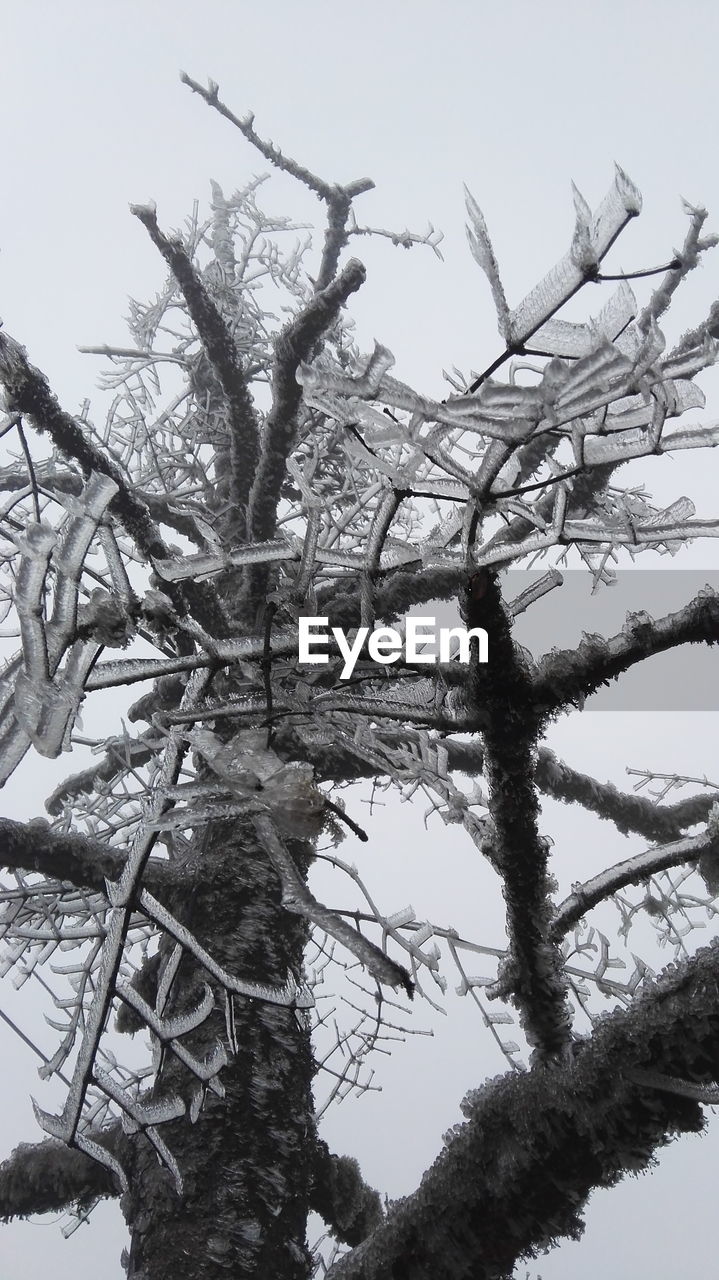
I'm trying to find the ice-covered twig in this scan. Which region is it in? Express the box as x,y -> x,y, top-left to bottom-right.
130,201 -> 261,536
254,814 -> 413,996
550,828 -> 718,939
533,587 -> 719,714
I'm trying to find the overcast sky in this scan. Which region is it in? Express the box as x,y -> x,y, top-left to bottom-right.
1,4 -> 719,1277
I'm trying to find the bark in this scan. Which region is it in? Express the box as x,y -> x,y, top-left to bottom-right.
328,939 -> 719,1280
120,820 -> 316,1280
0,817 -> 179,893
461,572 -> 572,1059
0,1134 -> 121,1220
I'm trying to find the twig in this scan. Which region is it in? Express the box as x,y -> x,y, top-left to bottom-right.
180,72 -> 374,290
253,814 -> 413,995
15,420 -> 40,522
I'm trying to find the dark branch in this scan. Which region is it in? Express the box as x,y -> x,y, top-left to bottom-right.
534,748 -> 718,842
0,1132 -> 123,1221
320,565 -> 466,631
310,1139 -> 384,1247
329,940 -> 719,1280
0,817 -> 182,894
462,574 -> 572,1060
550,828 -> 718,939
595,257 -> 680,281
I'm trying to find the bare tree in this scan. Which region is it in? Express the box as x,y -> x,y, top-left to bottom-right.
0,73 -> 718,1280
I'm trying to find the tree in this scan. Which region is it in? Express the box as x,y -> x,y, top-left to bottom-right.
0,70 -> 717,1279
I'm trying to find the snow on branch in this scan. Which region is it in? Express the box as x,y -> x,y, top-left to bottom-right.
0,816 -> 176,892
0,1132 -> 123,1221
533,586 -> 719,713
246,257 -> 366,550
0,334 -> 168,563
460,572 -> 572,1060
254,814 -> 413,995
0,331 -> 226,633
328,940 -> 719,1280
535,748 -> 719,842
635,200 -> 718,335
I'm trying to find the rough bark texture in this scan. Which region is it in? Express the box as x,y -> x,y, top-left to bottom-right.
327,940 -> 719,1280
461,572 -> 572,1059
120,821 -> 316,1280
0,1136 -> 120,1220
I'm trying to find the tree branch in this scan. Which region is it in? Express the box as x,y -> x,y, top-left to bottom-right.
550,827 -> 718,940
320,565 -> 466,631
0,1131 -> 123,1221
461,574 -> 572,1060
247,258 -> 366,548
533,587 -> 719,714
0,335 -> 167,564
0,817 -> 181,894
130,202 -> 261,538
310,1139 -> 384,1247
253,814 -> 413,996
180,72 -> 375,290
0,462 -> 213,548
534,748 -> 718,842
0,332 -> 227,635
329,940 -> 719,1280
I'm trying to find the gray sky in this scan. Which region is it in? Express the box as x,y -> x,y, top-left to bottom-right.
1,3 -> 719,1277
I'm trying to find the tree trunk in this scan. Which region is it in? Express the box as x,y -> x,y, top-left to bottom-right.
120,820 -> 316,1280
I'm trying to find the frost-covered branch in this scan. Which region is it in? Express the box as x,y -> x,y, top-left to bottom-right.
0,817 -> 180,893
0,1131 -> 124,1221
247,258 -> 366,550
180,72 -> 375,289
533,587 -> 719,713
0,333 -> 169,564
310,1140 -> 384,1247
328,940 -> 719,1280
309,734 -> 718,844
0,333 -> 226,633
635,200 -> 718,334
534,748 -> 718,842
130,201 -> 261,535
550,827 -> 719,939
320,565 -> 466,631
461,573 -> 572,1059
0,463 -> 213,548
253,814 -> 413,995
